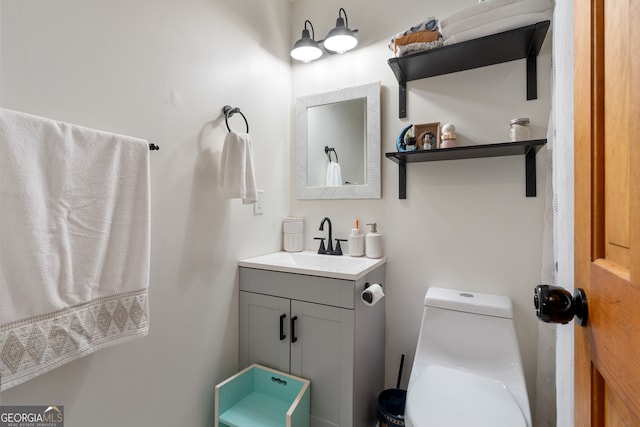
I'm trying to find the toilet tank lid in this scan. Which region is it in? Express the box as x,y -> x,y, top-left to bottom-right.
424,287 -> 513,318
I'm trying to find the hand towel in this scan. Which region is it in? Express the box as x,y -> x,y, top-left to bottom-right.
0,108 -> 150,391
219,130 -> 257,204
441,0 -> 552,40
325,162 -> 342,186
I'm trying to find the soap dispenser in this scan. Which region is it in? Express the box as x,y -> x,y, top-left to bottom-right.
365,223 -> 383,259
348,219 -> 365,257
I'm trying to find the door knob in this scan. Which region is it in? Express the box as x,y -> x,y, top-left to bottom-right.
534,284 -> 588,326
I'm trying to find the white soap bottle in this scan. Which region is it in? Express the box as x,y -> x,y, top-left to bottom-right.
365,223 -> 383,259
348,220 -> 365,257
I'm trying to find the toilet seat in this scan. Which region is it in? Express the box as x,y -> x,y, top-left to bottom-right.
406,366 -> 527,427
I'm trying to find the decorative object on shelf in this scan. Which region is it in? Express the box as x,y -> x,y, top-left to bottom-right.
405,132 -> 417,151
441,123 -> 456,139
440,123 -> 458,148
509,117 -> 531,142
396,124 -> 414,152
291,9 -> 358,63
414,122 -> 440,150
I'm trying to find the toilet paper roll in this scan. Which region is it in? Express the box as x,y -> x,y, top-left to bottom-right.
361,283 -> 385,306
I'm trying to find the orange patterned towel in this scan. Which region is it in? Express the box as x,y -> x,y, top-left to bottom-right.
393,30 -> 441,55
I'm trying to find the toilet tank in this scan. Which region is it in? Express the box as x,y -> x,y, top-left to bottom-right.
413,287 -> 523,378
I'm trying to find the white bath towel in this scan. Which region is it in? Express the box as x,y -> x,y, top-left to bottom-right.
325,162 -> 342,186
0,108 -> 150,391
440,0 -> 518,28
443,10 -> 552,46
441,0 -> 552,40
219,130 -> 257,204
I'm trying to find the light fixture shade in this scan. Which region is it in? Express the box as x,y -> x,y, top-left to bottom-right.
323,10 -> 358,54
291,23 -> 322,63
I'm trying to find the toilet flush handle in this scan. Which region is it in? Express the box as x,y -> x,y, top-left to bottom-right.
534,284 -> 588,326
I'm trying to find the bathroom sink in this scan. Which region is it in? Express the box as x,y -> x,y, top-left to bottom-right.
238,251 -> 386,280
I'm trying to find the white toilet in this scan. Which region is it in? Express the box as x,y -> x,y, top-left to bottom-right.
405,287 -> 531,427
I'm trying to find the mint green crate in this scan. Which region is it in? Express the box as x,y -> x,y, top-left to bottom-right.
215,364 -> 310,427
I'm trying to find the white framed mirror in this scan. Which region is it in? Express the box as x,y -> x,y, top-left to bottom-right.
295,81 -> 381,199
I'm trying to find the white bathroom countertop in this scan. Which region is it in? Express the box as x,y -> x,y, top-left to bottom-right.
238,251 -> 386,280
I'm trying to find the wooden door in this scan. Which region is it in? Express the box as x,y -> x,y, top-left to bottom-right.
574,0 -> 640,425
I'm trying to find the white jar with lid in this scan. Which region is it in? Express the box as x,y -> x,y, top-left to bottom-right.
283,217 -> 304,252
509,117 -> 531,142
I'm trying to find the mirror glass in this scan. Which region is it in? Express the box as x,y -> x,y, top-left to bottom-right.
295,81 -> 380,199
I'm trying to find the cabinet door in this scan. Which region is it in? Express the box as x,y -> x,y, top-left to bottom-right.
290,300 -> 355,427
239,291 -> 290,373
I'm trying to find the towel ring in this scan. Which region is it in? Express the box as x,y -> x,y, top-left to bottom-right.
223,105 -> 249,133
324,146 -> 339,163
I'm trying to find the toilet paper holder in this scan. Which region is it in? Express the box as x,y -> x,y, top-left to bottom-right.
362,282 -> 385,306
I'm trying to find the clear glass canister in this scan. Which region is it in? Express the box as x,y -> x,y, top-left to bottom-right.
509,117 -> 531,142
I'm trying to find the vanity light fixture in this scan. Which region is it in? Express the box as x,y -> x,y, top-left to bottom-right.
291,8 -> 358,62
291,20 -> 323,63
323,8 -> 358,54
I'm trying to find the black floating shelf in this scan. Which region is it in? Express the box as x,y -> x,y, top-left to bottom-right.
385,139 -> 547,199
388,21 -> 551,118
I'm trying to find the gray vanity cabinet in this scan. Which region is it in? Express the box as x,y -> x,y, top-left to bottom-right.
239,266 -> 385,427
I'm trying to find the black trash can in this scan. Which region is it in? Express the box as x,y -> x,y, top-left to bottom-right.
377,388 -> 406,426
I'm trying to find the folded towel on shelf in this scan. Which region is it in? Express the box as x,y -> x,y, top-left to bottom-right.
441,0 -> 552,40
220,130 -> 257,204
440,0 -> 518,28
443,10 -> 552,46
392,30 -> 442,56
0,108 -> 150,391
395,40 -> 444,57
388,17 -> 439,50
325,162 -> 342,186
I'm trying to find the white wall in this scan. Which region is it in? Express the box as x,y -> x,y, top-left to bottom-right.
0,0 -> 291,425
290,0 -> 552,423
